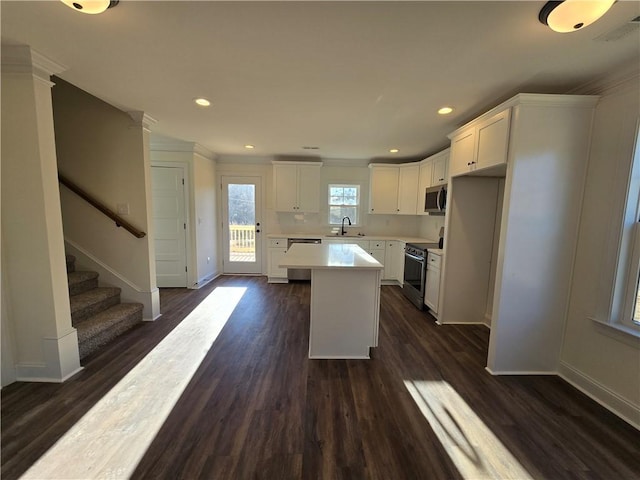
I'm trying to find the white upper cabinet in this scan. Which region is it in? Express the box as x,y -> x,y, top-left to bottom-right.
417,149 -> 449,215
449,109 -> 511,178
273,162 -> 322,212
369,165 -> 400,214
431,150 -> 449,186
369,153 -> 448,215
450,128 -> 475,177
397,164 -> 420,214
476,109 -> 511,171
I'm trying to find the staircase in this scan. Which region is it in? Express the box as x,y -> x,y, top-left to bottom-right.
66,254 -> 143,360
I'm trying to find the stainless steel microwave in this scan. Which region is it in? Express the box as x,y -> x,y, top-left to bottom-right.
425,185 -> 446,214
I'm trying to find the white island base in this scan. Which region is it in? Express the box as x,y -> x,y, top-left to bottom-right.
280,243 -> 383,359
310,268 -> 381,359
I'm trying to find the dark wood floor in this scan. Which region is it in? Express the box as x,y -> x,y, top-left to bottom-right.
2,276 -> 639,479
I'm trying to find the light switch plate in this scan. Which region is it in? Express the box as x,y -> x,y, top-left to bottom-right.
116,203 -> 130,215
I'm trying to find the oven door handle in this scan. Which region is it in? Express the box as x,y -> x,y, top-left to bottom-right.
404,252 -> 425,263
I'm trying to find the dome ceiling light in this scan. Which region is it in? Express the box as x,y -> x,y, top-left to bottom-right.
539,0 -> 616,33
60,0 -> 119,14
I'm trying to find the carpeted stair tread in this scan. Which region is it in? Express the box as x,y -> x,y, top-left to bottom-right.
76,303 -> 143,359
66,254 -> 76,273
67,271 -> 99,296
70,287 -> 121,325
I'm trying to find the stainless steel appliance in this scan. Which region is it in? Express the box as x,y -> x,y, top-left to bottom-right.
425,185 -> 447,214
402,242 -> 438,309
287,238 -> 322,280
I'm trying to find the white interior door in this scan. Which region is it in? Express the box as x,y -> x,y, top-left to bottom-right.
152,166 -> 187,287
221,176 -> 262,274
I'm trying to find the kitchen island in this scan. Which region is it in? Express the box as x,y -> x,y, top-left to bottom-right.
279,243 -> 383,359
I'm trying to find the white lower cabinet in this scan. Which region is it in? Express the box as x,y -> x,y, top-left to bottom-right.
424,252 -> 442,315
396,241 -> 406,285
267,238 -> 288,282
384,240 -> 405,284
368,240 -> 386,277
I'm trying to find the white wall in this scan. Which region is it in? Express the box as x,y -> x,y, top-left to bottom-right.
560,73 -> 640,426
192,153 -> 218,285
419,215 -> 445,242
53,78 -> 159,319
150,146 -> 219,288
1,46 -> 81,383
219,156 -> 423,238
1,236 -> 16,387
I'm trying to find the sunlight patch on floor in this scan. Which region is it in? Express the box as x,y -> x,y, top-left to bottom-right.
404,380 -> 533,480
21,286 -> 247,480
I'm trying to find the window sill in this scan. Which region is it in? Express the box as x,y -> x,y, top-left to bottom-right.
589,317 -> 640,348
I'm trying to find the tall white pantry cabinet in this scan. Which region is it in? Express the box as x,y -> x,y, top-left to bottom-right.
439,93 -> 599,375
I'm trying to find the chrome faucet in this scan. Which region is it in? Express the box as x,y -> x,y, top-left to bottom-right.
341,216 -> 352,235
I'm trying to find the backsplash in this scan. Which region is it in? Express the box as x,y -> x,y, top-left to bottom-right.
266,209 -> 444,240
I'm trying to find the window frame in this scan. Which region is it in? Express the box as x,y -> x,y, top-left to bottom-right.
605,118 -> 640,337
327,183 -> 361,226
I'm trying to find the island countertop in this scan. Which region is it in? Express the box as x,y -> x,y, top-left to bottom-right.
279,243 -> 383,270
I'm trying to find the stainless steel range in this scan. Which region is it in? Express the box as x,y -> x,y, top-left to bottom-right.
402,242 -> 438,309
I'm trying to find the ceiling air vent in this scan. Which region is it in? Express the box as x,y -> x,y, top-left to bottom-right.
594,16 -> 640,42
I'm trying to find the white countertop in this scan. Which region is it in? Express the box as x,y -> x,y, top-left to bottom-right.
267,232 -> 437,244
279,243 -> 383,270
427,248 -> 444,255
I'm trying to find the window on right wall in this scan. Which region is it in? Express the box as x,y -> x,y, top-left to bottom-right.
615,121 -> 640,334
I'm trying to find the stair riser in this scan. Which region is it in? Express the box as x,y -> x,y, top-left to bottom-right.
72,296 -> 120,325
68,278 -> 99,296
66,260 -> 75,274
78,310 -> 143,359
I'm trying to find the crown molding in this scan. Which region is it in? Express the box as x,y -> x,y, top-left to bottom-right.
568,62 -> 640,96
193,143 -> 215,161
1,45 -> 66,81
127,111 -> 158,132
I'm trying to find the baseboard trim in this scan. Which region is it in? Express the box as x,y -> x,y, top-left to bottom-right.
65,239 -> 160,320
437,321 -> 488,325
144,313 -> 163,322
192,272 -> 220,289
267,277 -> 288,284
485,367 -> 558,376
65,238 -> 144,291
558,361 -> 640,430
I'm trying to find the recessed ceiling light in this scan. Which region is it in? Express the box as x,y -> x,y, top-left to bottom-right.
194,98 -> 211,107
438,107 -> 454,115
302,146 -> 320,150
245,145 -> 255,149
389,149 -> 399,154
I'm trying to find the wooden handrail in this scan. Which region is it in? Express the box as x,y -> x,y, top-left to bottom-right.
58,174 -> 146,239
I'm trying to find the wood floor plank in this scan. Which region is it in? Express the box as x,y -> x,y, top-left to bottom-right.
2,276 -> 639,479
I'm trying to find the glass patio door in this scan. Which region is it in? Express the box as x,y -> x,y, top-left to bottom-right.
221,176 -> 262,274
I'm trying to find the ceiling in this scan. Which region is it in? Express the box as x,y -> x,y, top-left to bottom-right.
2,1 -> 639,161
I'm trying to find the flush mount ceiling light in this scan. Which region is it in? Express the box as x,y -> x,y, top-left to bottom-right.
244,145 -> 255,149
539,0 -> 616,33
438,107 -> 454,115
389,149 -> 399,154
194,98 -> 211,107
60,0 -> 118,14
